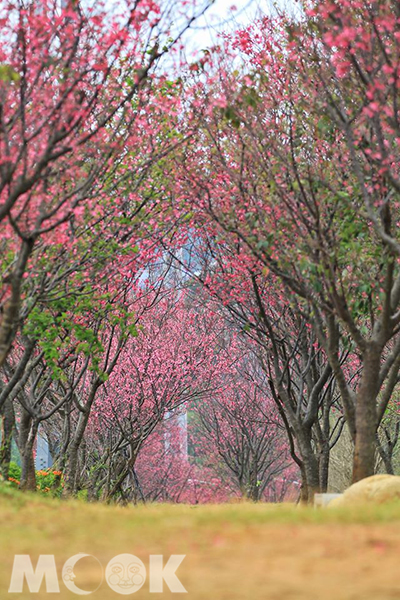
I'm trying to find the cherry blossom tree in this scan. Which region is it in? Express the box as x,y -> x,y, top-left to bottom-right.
174,0 -> 400,482
0,0 -> 210,367
7,0 -> 400,500
160,231 -> 349,501
128,421 -> 227,504
85,291 -> 230,501
193,350 -> 292,501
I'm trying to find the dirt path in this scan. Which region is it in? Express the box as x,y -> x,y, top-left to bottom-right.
1,493 -> 400,599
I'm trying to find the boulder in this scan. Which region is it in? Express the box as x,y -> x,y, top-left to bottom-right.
329,474 -> 400,507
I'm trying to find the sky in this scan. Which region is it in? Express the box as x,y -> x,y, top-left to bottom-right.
185,0 -> 294,52
187,0 -> 262,51
97,0 -> 292,58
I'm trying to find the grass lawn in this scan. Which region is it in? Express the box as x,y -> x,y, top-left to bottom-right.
1,485 -> 400,599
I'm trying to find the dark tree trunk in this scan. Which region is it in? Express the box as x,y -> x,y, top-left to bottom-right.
352,350 -> 380,482
18,408 -> 38,491
297,454 -> 321,504
353,402 -> 377,482
64,411 -> 89,495
64,380 -> 102,495
318,444 -> 330,493
294,426 -> 321,503
0,240 -> 34,370
298,464 -> 309,504
303,454 -> 321,502
379,447 -> 394,475
105,444 -> 141,502
376,421 -> 400,475
0,396 -> 15,479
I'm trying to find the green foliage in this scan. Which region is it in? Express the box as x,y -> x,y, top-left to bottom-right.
6,463 -> 64,497
223,106 -> 241,129
23,297 -> 104,380
0,64 -> 20,82
76,489 -> 89,501
7,461 -> 21,486
242,87 -> 261,109
36,469 -> 64,497
22,273 -> 138,381
256,233 -> 274,252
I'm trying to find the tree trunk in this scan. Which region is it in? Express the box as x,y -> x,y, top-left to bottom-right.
246,459 -> 262,502
379,448 -> 394,475
295,427 -> 321,503
303,454 -> 321,502
376,429 -> 397,475
18,408 -> 38,491
298,464 -> 309,504
352,350 -> 379,482
64,411 -> 89,495
318,444 -> 330,493
64,380 -> 102,495
0,239 -> 34,369
105,445 -> 141,502
353,409 -> 377,482
0,396 -> 15,480
297,456 -> 321,504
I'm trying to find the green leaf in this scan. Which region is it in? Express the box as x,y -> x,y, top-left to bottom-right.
0,64 -> 20,82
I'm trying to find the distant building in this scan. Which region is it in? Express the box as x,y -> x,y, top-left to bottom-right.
35,430 -> 53,470
164,409 -> 188,460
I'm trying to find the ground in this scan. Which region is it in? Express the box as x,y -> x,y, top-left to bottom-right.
1,486 -> 400,599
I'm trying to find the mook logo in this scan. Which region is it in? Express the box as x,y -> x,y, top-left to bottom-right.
9,553 -> 187,595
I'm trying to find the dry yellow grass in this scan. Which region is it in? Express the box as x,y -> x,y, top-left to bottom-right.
1,486 -> 400,599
